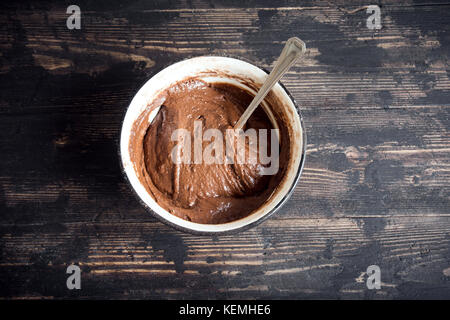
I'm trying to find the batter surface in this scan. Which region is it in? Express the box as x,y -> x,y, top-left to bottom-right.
131,78 -> 287,224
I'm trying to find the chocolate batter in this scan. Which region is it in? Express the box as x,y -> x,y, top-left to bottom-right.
130,78 -> 289,224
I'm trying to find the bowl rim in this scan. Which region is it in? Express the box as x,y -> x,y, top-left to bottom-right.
118,55 -> 307,235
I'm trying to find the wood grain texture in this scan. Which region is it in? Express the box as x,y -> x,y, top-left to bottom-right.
0,0 -> 449,299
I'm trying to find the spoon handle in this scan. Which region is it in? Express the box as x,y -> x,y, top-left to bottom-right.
234,37 -> 306,130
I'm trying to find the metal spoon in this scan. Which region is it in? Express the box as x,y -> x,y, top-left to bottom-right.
234,37 -> 306,130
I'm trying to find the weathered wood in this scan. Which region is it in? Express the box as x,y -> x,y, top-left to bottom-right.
0,0 -> 449,299
1,217 -> 449,299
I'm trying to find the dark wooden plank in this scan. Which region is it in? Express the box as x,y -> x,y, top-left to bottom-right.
1,217 -> 449,299
0,0 -> 449,299
0,108 -> 448,225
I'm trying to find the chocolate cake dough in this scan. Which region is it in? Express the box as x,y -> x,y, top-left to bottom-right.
130,78 -> 289,224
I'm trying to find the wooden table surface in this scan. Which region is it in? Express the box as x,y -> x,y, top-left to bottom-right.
0,0 -> 449,299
